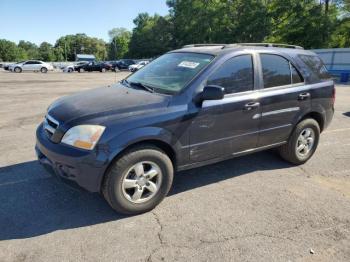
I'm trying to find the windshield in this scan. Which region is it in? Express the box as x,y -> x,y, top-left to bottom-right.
126,52 -> 214,94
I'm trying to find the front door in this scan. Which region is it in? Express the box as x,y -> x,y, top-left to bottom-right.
189,54 -> 261,162
22,61 -> 35,71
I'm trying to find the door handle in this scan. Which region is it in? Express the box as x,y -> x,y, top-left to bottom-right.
298,92 -> 310,100
244,102 -> 260,111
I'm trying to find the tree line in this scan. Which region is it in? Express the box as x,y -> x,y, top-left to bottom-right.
1,0 -> 349,62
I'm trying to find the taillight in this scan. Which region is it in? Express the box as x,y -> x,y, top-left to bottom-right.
332,86 -> 336,106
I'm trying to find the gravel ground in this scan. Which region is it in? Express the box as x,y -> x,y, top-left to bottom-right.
0,70 -> 349,262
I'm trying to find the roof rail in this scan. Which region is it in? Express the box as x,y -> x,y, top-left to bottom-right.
182,43 -> 304,50
229,43 -> 304,49
182,44 -> 226,49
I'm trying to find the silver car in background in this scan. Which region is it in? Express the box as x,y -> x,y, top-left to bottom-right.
9,60 -> 53,73
128,60 -> 149,72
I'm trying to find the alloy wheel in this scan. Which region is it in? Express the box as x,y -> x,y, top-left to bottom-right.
296,128 -> 315,157
121,161 -> 162,204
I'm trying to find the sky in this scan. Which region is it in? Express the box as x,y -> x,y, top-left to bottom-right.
0,0 -> 169,45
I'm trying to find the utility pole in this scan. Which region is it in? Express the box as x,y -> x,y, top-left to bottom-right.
114,38 -> 117,60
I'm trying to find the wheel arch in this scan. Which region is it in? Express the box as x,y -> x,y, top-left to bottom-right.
110,139 -> 176,166
299,111 -> 325,132
98,128 -> 179,192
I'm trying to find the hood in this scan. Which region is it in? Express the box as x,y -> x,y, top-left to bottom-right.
48,84 -> 170,126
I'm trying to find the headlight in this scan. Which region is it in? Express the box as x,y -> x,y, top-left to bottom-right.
61,125 -> 105,150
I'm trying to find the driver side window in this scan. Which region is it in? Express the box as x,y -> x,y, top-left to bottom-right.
207,55 -> 254,94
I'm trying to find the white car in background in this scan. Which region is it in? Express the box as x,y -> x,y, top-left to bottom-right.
128,60 -> 149,72
9,60 -> 53,73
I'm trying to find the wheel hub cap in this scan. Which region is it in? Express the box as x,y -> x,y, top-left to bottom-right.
296,128 -> 315,157
121,161 -> 162,204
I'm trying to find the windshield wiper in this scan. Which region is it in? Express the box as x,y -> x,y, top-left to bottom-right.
129,81 -> 154,93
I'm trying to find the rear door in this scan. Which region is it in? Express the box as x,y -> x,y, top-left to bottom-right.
33,61 -> 42,70
257,53 -> 310,147
189,53 -> 261,162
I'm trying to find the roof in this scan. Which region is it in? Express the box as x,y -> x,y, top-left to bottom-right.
169,43 -> 315,57
76,54 -> 95,59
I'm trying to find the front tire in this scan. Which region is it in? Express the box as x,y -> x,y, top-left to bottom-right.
278,118 -> 320,165
102,145 -> 174,214
40,67 -> 48,73
14,67 -> 22,73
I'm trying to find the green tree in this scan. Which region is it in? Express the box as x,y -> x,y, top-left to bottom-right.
167,0 -> 269,47
18,40 -> 39,59
329,0 -> 350,47
38,42 -> 56,61
329,18 -> 350,47
0,39 -> 23,61
55,34 -> 107,61
264,0 -> 338,49
128,13 -> 174,58
108,27 -> 131,59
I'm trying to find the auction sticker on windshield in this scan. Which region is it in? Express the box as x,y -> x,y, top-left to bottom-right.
178,61 -> 200,69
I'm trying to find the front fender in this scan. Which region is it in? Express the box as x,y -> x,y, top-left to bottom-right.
105,126 -> 181,163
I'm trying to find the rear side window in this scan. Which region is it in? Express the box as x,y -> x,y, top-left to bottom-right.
298,54 -> 331,80
207,55 -> 254,94
291,64 -> 303,84
260,54 -> 291,88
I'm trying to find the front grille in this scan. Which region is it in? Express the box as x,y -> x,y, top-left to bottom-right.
44,114 -> 59,138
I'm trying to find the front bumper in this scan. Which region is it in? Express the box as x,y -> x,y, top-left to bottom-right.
35,123 -> 109,192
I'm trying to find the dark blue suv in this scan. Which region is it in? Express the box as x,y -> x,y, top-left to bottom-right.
36,43 -> 335,214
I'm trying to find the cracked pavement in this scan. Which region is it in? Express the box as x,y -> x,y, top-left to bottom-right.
0,70 -> 349,261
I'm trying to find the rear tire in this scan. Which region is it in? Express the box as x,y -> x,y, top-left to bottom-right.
14,67 -> 22,73
278,118 -> 320,165
102,145 -> 174,215
101,68 -> 106,73
40,67 -> 48,73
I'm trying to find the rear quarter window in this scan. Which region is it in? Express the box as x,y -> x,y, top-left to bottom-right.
298,54 -> 331,80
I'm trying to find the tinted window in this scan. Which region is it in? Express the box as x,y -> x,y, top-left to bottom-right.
27,61 -> 40,64
207,55 -> 254,94
291,64 -> 303,84
261,54 -> 291,88
298,54 -> 331,80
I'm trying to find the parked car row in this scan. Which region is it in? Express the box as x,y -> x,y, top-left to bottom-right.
2,59 -> 150,73
74,61 -> 113,73
61,59 -> 150,73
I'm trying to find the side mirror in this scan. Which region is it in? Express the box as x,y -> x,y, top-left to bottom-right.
200,85 -> 225,101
